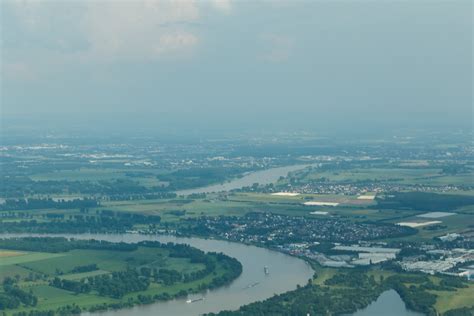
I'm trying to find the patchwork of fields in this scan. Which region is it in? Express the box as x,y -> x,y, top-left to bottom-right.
0,240 -> 240,315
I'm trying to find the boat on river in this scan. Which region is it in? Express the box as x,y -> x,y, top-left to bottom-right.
244,282 -> 259,289
0,233 -> 314,316
186,297 -> 205,304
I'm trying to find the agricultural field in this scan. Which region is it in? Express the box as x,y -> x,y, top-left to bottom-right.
292,167 -> 443,184
100,197 -> 252,221
0,250 -> 26,258
29,167 -> 168,189
1,188 -> 473,243
434,284 -> 474,314
0,238 -> 242,315
0,251 -> 65,267
1,134 -> 473,315
283,165 -> 474,187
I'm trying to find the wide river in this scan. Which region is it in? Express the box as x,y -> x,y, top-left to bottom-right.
0,233 -> 314,316
176,164 -> 310,195
2,163 -> 424,315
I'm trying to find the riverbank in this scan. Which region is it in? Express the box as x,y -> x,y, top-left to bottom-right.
176,164 -> 310,196
0,233 -> 314,316
0,237 -> 242,315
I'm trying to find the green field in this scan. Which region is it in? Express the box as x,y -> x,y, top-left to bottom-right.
10,163 -> 472,237
100,196 -> 255,220
0,239 -> 240,315
30,167 -> 167,188
4,187 -> 472,242
2,160 -> 473,315
434,284 -> 474,313
0,252 -> 65,267
284,166 -> 474,187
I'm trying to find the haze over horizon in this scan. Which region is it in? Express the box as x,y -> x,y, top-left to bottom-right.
1,0 -> 472,135
1,3 -> 474,315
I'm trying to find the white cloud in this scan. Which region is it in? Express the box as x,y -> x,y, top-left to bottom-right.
80,0 -> 201,61
211,0 -> 232,14
4,0 -> 212,63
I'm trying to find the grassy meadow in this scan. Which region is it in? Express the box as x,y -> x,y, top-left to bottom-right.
0,243 -> 234,315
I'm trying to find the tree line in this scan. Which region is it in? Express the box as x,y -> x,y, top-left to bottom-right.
0,198 -> 98,211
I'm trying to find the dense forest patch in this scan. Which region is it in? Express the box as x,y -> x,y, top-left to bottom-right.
374,192 -> 474,211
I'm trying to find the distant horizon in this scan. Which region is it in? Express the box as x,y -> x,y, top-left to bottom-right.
2,0 -> 472,136
1,108 -> 473,139
1,113 -> 472,144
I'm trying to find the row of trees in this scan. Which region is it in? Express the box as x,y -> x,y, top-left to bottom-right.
0,211 -> 161,234
51,270 -> 150,299
49,252 -> 241,297
0,176 -> 173,199
374,192 -> 474,211
0,237 -> 138,253
71,264 -> 98,274
0,198 -> 98,211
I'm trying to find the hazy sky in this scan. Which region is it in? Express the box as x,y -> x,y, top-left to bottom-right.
1,0 -> 472,134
